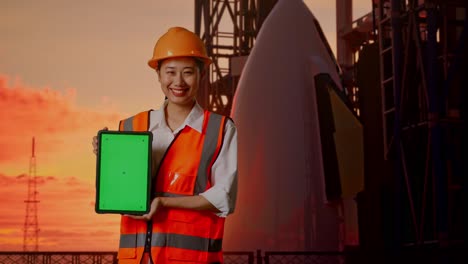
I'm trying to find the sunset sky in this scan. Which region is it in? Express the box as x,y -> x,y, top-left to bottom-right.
1,0 -> 371,251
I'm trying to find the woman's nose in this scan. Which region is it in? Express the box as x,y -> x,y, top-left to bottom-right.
174,73 -> 186,86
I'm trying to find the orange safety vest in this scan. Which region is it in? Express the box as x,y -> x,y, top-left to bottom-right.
117,109 -> 227,264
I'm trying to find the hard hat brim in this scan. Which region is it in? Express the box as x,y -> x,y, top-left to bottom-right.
148,55 -> 212,70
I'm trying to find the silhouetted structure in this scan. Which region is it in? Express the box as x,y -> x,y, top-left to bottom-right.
23,137 -> 40,251
354,0 -> 467,250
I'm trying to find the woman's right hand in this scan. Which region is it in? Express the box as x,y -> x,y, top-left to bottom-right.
92,127 -> 109,155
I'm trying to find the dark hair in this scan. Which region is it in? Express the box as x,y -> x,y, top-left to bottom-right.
157,58 -> 205,73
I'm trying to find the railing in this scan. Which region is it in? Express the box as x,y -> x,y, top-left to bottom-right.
263,251 -> 346,264
224,251 -> 255,264
0,251 -> 255,264
0,252 -> 117,264
1,249 -> 466,264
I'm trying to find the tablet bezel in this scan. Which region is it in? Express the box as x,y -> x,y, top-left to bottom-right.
95,130 -> 152,215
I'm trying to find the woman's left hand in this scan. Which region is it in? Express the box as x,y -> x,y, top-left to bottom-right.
124,197 -> 162,221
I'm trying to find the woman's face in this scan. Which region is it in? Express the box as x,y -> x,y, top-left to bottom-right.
157,57 -> 201,108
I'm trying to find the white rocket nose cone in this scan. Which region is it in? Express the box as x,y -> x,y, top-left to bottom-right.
227,0 -> 344,252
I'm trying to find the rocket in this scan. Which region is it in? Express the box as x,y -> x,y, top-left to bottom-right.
227,0 -> 364,251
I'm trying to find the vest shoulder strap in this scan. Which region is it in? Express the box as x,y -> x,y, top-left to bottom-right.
193,111 -> 227,193
119,110 -> 152,131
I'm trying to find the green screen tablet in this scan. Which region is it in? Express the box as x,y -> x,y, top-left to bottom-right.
95,130 -> 152,215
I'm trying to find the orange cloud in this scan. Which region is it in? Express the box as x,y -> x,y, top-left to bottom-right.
0,173 -> 120,251
0,74 -> 123,165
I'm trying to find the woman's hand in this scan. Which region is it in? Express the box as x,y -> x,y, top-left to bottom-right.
123,195 -> 219,221
92,127 -> 108,155
124,197 -> 163,221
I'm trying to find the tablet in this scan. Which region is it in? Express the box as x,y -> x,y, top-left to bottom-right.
95,130 -> 152,215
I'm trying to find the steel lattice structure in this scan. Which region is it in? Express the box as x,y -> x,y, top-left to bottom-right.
194,0 -> 277,116
371,0 -> 466,248
341,0 -> 466,250
23,137 -> 40,252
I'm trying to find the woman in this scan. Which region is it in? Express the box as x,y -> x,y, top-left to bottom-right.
93,27 -> 237,264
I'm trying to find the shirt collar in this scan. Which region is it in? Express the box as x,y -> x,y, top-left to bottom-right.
150,100 -> 204,134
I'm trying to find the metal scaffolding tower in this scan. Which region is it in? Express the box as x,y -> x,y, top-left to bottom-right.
372,0 -> 467,248
194,0 -> 277,115
23,137 -> 40,252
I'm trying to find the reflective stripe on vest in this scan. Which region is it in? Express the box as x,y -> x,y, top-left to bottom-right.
195,112 -> 223,194
119,233 -> 147,248
120,233 -> 222,252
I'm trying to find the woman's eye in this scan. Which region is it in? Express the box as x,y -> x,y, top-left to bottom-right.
184,71 -> 193,75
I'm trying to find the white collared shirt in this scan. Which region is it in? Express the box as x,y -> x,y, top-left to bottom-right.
149,101 -> 237,217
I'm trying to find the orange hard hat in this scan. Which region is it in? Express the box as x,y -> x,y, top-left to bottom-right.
148,27 -> 212,69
